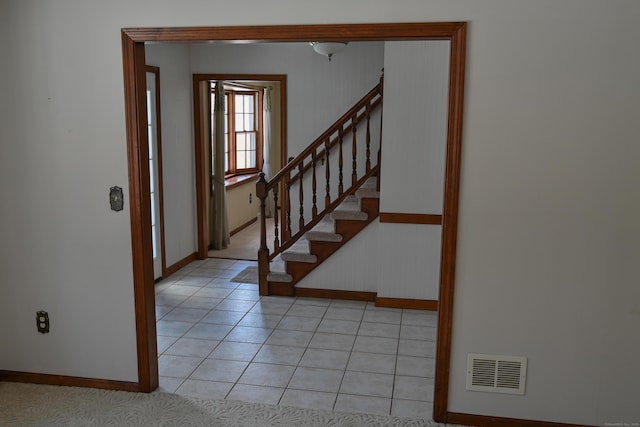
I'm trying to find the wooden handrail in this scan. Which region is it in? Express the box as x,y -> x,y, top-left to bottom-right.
288,97 -> 382,185
264,83 -> 382,193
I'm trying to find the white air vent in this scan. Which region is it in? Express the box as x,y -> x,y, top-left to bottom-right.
466,353 -> 527,395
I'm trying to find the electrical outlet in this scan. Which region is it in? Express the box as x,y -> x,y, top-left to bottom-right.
36,311 -> 49,333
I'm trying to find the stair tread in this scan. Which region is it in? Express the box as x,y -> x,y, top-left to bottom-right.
267,271 -> 293,283
361,177 -> 377,189
281,238 -> 317,263
355,187 -> 380,199
331,206 -> 369,221
355,177 -> 379,199
344,195 -> 358,203
335,199 -> 360,211
281,252 -> 318,263
306,219 -> 343,242
269,256 -> 287,273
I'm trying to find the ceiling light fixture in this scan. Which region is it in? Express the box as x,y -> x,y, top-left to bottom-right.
309,41 -> 348,61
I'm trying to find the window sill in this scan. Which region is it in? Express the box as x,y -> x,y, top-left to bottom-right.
225,172 -> 260,190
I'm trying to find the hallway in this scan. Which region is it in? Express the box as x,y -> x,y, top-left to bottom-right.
208,217 -> 275,261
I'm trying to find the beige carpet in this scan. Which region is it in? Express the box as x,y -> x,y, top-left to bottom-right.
0,382 -> 464,427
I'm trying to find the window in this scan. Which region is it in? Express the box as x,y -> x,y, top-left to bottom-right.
211,83 -> 263,177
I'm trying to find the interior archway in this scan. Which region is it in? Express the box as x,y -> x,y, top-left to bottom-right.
121,22 -> 466,422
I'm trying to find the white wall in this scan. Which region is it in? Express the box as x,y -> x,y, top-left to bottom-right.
446,3 -> 640,423
378,40 -> 449,300
302,41 -> 449,301
226,181 -> 260,232
0,0 -> 139,381
189,42 -> 384,157
145,44 -> 197,267
1,1 -> 639,425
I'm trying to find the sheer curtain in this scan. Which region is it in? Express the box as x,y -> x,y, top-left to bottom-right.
212,81 -> 230,249
263,86 -> 274,217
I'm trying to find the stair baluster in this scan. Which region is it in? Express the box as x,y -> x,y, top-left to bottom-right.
256,173 -> 269,295
298,161 -> 304,230
273,185 -> 280,251
285,178 -> 292,241
325,137 -> 331,209
352,112 -> 358,186
338,126 -> 344,196
365,102 -> 371,173
311,150 -> 318,218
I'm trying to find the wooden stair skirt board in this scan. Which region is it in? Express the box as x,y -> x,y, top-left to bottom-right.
291,288 -> 437,311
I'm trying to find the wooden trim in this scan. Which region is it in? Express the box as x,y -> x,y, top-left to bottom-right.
224,87 -> 264,176
434,22 -> 467,423
293,289 -> 437,310
193,73 -> 287,258
447,412 -> 593,427
379,212 -> 442,225
164,252 -> 197,277
225,172 -> 259,190
122,24 -> 467,415
0,370 -> 141,392
122,22 -> 467,43
295,287 -> 376,301
230,217 -> 257,236
121,31 -> 157,393
375,297 -> 438,310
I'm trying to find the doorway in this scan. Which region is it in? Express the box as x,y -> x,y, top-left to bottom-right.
121,23 -> 466,423
192,74 -> 287,261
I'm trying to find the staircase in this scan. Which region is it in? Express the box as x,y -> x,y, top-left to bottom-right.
266,177 -> 380,296
256,76 -> 384,296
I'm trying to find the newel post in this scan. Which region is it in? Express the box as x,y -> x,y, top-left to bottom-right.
256,173 -> 269,296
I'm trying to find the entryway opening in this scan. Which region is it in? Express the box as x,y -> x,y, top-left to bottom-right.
192,75 -> 286,262
122,23 -> 466,423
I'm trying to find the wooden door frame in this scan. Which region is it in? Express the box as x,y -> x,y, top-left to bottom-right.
193,74 -> 287,258
121,23 -> 466,423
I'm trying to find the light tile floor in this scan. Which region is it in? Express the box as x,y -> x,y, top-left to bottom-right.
155,258 -> 437,420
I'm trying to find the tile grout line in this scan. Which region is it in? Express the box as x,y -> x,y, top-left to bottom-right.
330,301 -> 366,414
156,261 -> 435,417
276,296 -> 327,407
160,274 -> 260,394
230,294 -> 301,402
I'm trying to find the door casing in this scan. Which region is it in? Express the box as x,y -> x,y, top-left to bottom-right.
121,23 -> 466,423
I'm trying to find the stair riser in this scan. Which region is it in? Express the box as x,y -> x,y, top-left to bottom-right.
286,261 -> 318,281
309,240 -> 342,262
335,219 -> 369,238
268,282 -> 295,296
360,198 -> 380,217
